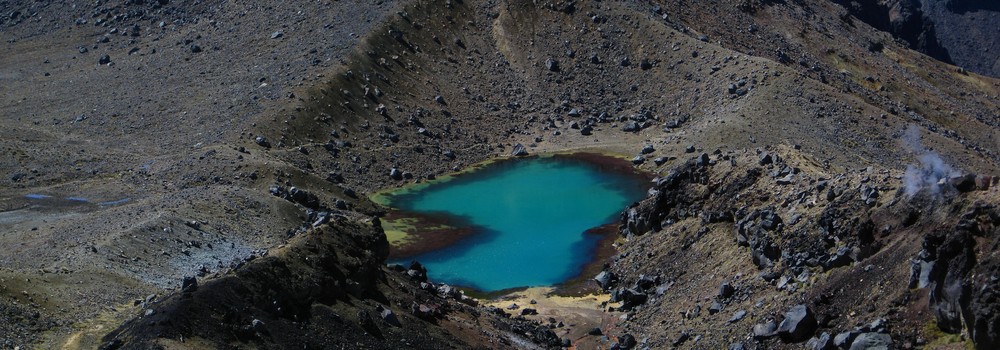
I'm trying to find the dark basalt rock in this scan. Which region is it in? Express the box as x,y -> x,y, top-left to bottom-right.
805,332 -> 835,350
926,231 -> 975,333
511,143 -> 528,157
617,333 -> 637,349
848,332 -> 892,350
594,271 -> 617,290
181,276 -> 198,293
777,304 -> 817,343
753,319 -> 778,339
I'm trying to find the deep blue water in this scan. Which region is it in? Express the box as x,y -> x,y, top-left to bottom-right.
386,156 -> 648,292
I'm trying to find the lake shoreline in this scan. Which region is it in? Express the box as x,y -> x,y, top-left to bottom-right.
375,151 -> 651,294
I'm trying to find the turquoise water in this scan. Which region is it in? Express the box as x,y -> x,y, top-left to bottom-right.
387,156 -> 648,292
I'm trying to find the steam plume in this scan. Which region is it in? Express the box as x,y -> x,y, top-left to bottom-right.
902,125 -> 960,197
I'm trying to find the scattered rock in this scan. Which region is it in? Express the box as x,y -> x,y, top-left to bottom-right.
99,55 -> 111,65
270,31 -> 283,39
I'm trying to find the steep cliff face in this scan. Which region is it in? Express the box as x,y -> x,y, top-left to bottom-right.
834,0 -> 1000,77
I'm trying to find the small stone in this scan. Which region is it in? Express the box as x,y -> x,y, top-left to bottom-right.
685,145 -> 696,153
729,310 -> 747,323
632,155 -> 645,165
696,153 -> 711,167
709,301 -> 723,314
511,143 -> 528,156
753,319 -> 778,339
254,136 -> 270,147
251,319 -> 265,331
98,55 -> 111,65
545,58 -> 560,72
641,145 -> 655,154
271,31 -> 283,39
719,282 -> 735,298
189,44 -> 202,53
389,168 -> 403,180
381,308 -> 401,327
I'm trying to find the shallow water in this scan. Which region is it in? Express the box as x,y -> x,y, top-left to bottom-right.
385,155 -> 648,292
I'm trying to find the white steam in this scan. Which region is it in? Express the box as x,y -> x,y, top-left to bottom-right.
902,125 -> 960,197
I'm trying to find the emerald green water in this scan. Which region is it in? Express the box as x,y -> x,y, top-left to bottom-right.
385,155 -> 648,292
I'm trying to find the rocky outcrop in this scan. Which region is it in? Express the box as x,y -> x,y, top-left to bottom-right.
909,204 -> 1000,349
99,218 -> 557,349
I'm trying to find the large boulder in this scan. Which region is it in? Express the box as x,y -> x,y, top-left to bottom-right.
594,271 -> 616,290
777,304 -> 818,342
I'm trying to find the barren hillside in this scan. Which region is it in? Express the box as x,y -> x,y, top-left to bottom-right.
0,0 -> 998,349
